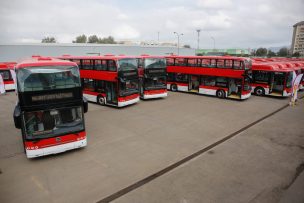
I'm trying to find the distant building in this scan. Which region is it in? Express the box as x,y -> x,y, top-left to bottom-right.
196,49 -> 250,56
291,21 -> 304,56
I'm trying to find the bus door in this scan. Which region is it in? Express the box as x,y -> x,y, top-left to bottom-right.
228,78 -> 241,98
189,75 -> 199,92
272,72 -> 284,95
268,72 -> 274,93
105,82 -> 118,105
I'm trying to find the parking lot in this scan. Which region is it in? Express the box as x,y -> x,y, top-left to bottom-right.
0,92 -> 304,203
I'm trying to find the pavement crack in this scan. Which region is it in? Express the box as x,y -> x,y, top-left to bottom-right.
282,162 -> 304,190
269,138 -> 304,150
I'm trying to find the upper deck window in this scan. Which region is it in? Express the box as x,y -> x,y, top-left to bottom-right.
17,66 -> 81,92
144,58 -> 166,69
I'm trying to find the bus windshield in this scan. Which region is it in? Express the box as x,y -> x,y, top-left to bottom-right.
120,78 -> 139,96
144,58 -> 166,69
24,106 -> 84,139
118,59 -> 138,71
145,76 -> 166,90
17,66 -> 80,92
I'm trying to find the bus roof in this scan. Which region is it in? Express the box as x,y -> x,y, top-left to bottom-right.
165,55 -> 249,61
59,55 -> 140,60
252,63 -> 293,72
16,56 -> 77,69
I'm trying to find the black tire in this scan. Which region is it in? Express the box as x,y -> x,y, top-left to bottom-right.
97,95 -> 105,105
216,89 -> 226,99
171,84 -> 178,92
254,87 -> 265,96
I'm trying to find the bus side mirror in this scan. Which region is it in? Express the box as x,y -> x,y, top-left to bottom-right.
83,97 -> 88,113
13,104 -> 21,129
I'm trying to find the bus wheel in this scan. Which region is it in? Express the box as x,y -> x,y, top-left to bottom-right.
216,90 -> 225,99
254,87 -> 265,96
97,96 -> 105,105
171,84 -> 178,92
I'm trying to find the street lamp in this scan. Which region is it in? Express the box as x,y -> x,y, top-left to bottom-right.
174,32 -> 183,55
196,29 -> 201,50
211,36 -> 215,50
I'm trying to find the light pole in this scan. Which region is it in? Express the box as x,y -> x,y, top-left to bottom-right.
174,32 -> 183,55
196,29 -> 201,50
157,31 -> 160,45
211,36 -> 215,50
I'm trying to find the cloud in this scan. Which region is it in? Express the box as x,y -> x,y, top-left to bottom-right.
0,0 -> 303,48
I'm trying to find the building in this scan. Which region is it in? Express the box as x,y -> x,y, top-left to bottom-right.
0,43 -> 195,62
291,21 -> 304,56
195,48 -> 251,56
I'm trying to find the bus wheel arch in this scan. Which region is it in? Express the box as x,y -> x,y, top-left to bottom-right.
216,89 -> 226,99
171,84 -> 178,92
254,87 -> 265,96
97,95 -> 106,105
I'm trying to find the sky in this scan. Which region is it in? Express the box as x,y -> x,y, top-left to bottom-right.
0,0 -> 303,49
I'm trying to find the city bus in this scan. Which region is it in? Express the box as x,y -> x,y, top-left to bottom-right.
137,55 -> 167,99
0,62 -> 16,91
251,62 -> 293,97
165,56 -> 252,100
13,56 -> 88,158
59,55 -> 139,107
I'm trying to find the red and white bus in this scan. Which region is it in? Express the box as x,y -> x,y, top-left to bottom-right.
251,62 -> 293,97
137,55 -> 167,99
13,56 -> 88,158
59,55 -> 140,107
166,56 -> 252,100
0,62 -> 16,91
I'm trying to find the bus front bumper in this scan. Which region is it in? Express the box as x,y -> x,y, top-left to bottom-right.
25,137 -> 87,158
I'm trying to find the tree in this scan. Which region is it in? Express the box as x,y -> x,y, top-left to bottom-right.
292,52 -> 300,57
267,50 -> 276,58
255,48 -> 267,57
277,47 -> 289,57
183,44 -> 191,48
41,36 -> 56,43
73,34 -> 87,43
98,36 -> 116,44
88,35 -> 99,43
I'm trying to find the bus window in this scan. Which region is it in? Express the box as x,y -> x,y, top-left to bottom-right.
83,78 -> 95,91
201,59 -> 211,67
166,58 -> 175,66
216,77 -> 228,87
210,59 -> 216,67
225,60 -> 233,69
95,80 -> 106,93
95,60 -> 107,71
187,59 -> 197,67
253,71 -> 269,83
82,60 -> 94,70
108,60 -> 117,71
175,58 -> 186,66
205,77 -> 216,86
216,60 -> 225,68
233,60 -> 241,70
0,70 -> 11,81
176,73 -> 188,82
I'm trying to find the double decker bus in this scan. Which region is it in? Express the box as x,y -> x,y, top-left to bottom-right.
166,56 -> 252,100
13,56 -> 88,158
0,62 -> 16,91
251,62 -> 293,97
137,55 -> 167,99
59,55 -> 139,107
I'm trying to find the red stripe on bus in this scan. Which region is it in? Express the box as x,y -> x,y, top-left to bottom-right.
199,86 -> 228,91
80,70 -> 117,81
25,131 -> 86,150
4,80 -> 14,84
118,94 -> 139,102
144,89 -> 167,95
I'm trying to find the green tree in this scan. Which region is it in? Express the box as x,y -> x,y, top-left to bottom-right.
41,36 -> 56,43
267,50 -> 276,58
292,52 -> 300,57
255,48 -> 267,57
88,35 -> 99,43
183,44 -> 191,48
98,36 -> 116,44
73,34 -> 87,43
277,47 -> 289,57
